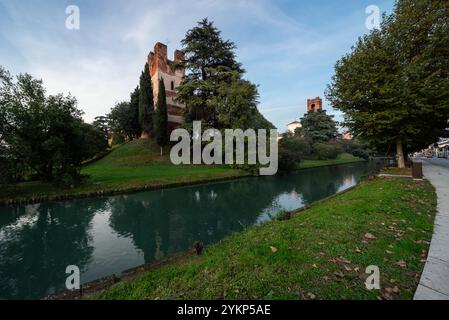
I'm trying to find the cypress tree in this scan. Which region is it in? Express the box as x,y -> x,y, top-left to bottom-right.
129,86 -> 141,139
139,63 -> 153,138
154,78 -> 168,155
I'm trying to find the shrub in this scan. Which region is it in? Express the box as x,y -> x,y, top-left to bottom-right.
278,134 -> 309,172
313,142 -> 343,160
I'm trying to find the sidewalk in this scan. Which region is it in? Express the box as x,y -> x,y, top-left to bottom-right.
414,160 -> 449,300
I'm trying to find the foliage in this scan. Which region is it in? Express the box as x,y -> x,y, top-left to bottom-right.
177,18 -> 270,131
278,134 -> 309,172
81,122 -> 109,161
340,139 -> 371,159
313,142 -> 343,160
92,115 -> 109,141
129,86 -> 141,137
0,66 -> 102,183
296,110 -> 338,144
139,63 -> 154,136
326,0 -> 449,167
154,78 -> 168,150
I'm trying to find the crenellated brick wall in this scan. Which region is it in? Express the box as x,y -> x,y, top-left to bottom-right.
147,42 -> 185,129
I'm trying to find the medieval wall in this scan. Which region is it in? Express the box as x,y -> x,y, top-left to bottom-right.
148,42 -> 185,127
307,97 -> 323,113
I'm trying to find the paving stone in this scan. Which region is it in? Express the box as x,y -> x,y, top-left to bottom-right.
419,257 -> 449,296
414,160 -> 449,299
414,285 -> 449,300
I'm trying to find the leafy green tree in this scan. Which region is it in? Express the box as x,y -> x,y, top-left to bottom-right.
81,122 -> 109,160
326,0 -> 449,167
108,101 -> 134,140
313,142 -> 343,160
108,87 -> 141,141
154,78 -> 168,155
0,67 -> 97,183
278,133 -> 309,172
297,110 -> 338,144
139,63 -> 154,138
177,18 -> 269,130
92,115 -> 109,141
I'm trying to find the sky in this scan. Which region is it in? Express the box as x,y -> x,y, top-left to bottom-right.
0,0 -> 394,131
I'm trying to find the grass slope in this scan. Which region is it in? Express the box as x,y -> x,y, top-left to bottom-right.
0,139 -> 247,204
299,153 -> 365,170
95,177 -> 436,300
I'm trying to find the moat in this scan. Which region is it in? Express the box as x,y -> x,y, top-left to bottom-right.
0,161 -> 378,299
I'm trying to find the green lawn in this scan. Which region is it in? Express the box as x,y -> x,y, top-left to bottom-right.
0,141 -> 367,205
94,177 -> 436,300
299,153 -> 365,169
0,139 -> 247,204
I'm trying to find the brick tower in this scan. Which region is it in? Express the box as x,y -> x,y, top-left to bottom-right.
307,97 -> 323,113
148,42 -> 185,130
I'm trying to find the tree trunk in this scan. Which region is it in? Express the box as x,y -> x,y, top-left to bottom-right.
397,139 -> 405,168
160,147 -> 163,157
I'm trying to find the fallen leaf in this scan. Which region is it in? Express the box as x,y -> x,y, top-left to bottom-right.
340,256 -> 351,264
334,271 -> 345,278
364,233 -> 377,240
396,260 -> 407,268
270,246 -> 278,253
307,292 -> 316,299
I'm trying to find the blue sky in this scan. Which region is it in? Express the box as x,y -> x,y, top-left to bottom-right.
0,0 -> 394,131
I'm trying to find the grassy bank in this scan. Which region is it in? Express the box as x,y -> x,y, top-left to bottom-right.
0,142 -> 366,205
0,140 -> 247,205
299,153 -> 365,169
380,167 -> 412,176
95,177 -> 436,300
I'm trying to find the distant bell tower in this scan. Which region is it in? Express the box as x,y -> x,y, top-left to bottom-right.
148,42 -> 185,131
307,97 -> 323,113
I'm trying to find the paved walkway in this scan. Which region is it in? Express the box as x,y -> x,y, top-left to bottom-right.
414,158 -> 449,300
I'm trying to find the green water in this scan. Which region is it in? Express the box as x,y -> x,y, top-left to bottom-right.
0,162 -> 378,299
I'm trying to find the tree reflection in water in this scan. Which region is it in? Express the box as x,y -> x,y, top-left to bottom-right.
0,161 -> 378,299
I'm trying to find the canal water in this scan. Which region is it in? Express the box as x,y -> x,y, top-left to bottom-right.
0,161 -> 379,299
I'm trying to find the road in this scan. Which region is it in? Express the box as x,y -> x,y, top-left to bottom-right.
421,157 -> 449,169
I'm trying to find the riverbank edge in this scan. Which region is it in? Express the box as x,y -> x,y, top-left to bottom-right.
44,171 -> 378,300
0,159 -> 366,207
0,172 -> 251,207
297,158 -> 366,170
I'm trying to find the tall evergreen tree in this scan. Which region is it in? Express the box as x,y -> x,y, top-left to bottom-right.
297,110 -> 338,144
177,18 -> 269,130
129,86 -> 141,139
139,63 -> 154,138
154,78 -> 168,155
326,0 -> 449,168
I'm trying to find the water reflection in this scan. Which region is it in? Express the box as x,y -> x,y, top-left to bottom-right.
0,161 -> 377,299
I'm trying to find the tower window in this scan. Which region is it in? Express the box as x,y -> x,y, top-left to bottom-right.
171,81 -> 174,90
